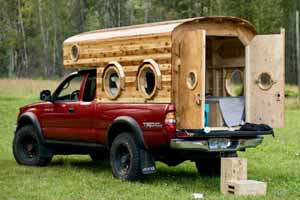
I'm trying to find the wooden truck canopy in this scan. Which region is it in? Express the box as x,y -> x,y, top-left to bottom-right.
63,16 -> 284,130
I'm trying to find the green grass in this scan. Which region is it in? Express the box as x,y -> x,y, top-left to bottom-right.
285,84 -> 299,98
0,79 -> 300,200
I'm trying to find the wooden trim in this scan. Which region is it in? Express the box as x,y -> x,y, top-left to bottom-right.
201,31 -> 206,126
143,59 -> 162,89
186,71 -> 198,90
225,69 -> 244,97
102,64 -> 124,100
107,61 -> 125,89
70,44 -> 80,61
137,61 -> 162,99
245,45 -> 251,122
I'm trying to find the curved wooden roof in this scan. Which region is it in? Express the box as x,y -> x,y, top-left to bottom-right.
64,16 -> 256,44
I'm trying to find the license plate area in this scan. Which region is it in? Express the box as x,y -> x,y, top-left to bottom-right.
208,138 -> 234,150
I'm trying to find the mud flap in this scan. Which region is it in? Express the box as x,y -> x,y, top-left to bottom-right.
140,149 -> 156,174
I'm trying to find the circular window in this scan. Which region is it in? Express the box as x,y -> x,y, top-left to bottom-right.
225,70 -> 244,96
186,71 -> 197,90
70,45 -> 79,61
258,73 -> 273,90
103,67 -> 121,99
138,65 -> 157,99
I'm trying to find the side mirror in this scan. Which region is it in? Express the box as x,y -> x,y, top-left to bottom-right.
40,90 -> 52,101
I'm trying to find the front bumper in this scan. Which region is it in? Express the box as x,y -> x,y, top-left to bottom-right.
170,137 -> 263,152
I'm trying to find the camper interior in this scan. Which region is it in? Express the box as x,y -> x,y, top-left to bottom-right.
205,36 -> 245,129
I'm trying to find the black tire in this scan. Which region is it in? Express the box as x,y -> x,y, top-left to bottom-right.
89,149 -> 109,162
13,125 -> 52,166
110,133 -> 142,181
195,152 -> 237,177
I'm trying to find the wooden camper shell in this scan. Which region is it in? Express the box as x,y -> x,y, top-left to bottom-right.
63,16 -> 285,130
63,16 -> 256,102
63,17 -> 256,69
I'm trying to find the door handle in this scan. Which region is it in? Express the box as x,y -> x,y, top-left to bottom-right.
195,93 -> 202,105
68,107 -> 75,113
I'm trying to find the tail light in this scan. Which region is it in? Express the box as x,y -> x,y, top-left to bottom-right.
164,111 -> 176,132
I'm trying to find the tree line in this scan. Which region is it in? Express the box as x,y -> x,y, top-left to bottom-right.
0,0 -> 299,83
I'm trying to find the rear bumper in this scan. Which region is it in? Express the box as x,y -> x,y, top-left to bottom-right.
170,137 -> 263,152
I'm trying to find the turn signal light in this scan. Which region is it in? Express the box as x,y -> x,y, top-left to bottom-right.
164,112 -> 176,132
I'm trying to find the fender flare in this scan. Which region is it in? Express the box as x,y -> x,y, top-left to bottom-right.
107,116 -> 147,149
16,112 -> 45,144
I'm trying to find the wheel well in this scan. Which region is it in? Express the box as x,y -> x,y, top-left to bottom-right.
107,122 -> 135,148
16,113 -> 45,144
16,117 -> 33,132
107,117 -> 146,149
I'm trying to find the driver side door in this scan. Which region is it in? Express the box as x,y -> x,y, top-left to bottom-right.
42,73 -> 86,141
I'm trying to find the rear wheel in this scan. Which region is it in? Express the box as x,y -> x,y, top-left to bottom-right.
195,152 -> 237,176
13,125 -> 52,166
110,133 -> 142,181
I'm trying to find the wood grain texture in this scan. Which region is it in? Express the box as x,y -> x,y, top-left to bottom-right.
176,30 -> 206,129
221,158 -> 247,194
64,16 -> 256,44
62,16 -> 258,128
245,32 -> 285,128
224,180 -> 267,196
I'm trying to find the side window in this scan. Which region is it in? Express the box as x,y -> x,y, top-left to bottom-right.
83,73 -> 96,102
56,74 -> 84,102
137,60 -> 161,99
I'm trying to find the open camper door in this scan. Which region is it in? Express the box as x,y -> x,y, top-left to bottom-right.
246,30 -> 285,128
178,30 -> 206,129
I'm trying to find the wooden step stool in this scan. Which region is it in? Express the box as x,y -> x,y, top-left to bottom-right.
220,157 -> 247,194
220,157 -> 267,196
225,180 -> 267,196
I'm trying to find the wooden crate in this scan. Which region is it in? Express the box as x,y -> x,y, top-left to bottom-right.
220,158 -> 247,194
225,180 -> 267,196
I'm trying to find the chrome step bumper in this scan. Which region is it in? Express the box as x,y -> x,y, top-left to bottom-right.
170,137 -> 263,152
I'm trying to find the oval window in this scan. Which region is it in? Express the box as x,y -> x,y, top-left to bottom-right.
258,73 -> 273,90
71,45 -> 79,61
103,67 -> 121,99
138,65 -> 157,99
186,71 -> 197,90
225,70 -> 244,96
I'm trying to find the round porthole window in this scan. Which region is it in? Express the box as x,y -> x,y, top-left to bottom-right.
103,66 -> 121,99
138,65 -> 157,99
225,70 -> 244,96
70,45 -> 79,61
258,73 -> 273,90
186,71 -> 197,90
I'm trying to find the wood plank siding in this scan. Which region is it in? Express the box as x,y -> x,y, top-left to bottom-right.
63,16 -> 256,105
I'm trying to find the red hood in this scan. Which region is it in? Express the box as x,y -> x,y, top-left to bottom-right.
19,101 -> 51,116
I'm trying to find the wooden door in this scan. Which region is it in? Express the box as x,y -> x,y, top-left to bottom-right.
245,31 -> 285,128
178,30 -> 206,129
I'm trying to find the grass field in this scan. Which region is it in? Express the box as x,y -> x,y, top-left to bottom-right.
0,79 -> 300,200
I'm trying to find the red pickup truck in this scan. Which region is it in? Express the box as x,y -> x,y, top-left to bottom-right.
13,69 -> 273,181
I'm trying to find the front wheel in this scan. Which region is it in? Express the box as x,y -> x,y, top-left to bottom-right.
13,125 -> 52,166
110,133 -> 142,181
